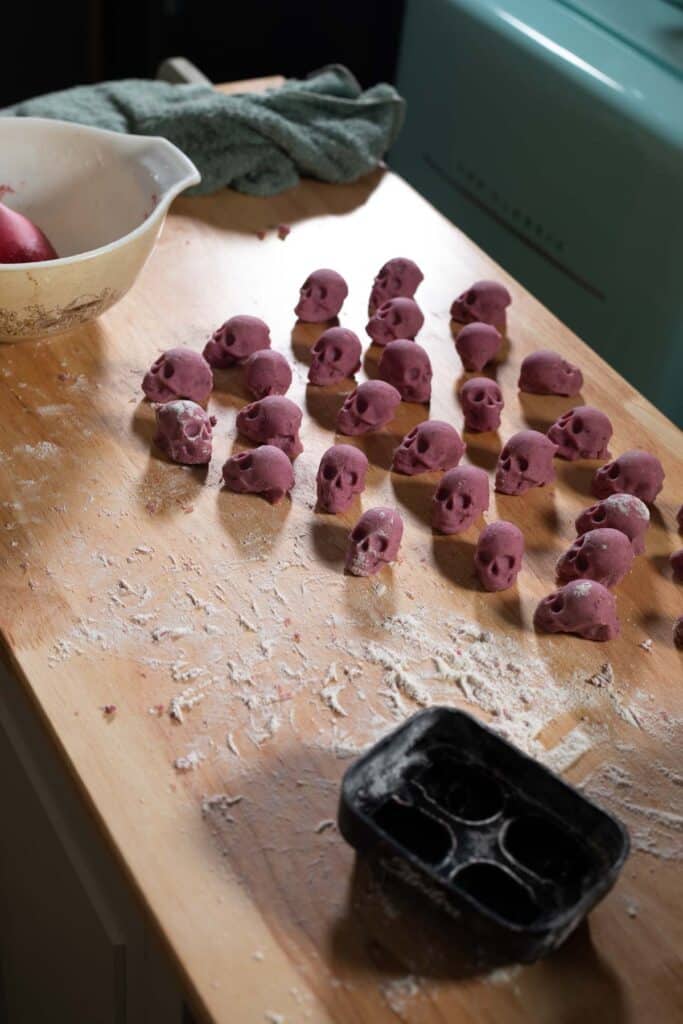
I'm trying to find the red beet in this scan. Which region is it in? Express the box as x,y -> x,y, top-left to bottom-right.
0,198 -> 57,263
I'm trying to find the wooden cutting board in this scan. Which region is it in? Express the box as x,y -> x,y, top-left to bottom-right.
0,160 -> 681,1023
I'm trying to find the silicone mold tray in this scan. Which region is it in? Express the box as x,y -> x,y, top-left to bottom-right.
338,707 -> 629,962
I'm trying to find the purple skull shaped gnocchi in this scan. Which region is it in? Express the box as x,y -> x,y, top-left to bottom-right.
495,430 -> 558,495
222,445 -> 294,504
308,327 -> 362,385
518,350 -> 583,396
143,347 -> 213,404
534,580 -> 620,642
366,297 -> 424,346
592,450 -> 665,505
336,380 -> 401,436
203,315 -> 271,369
316,444 -> 368,513
432,465 -> 489,534
547,405 -> 613,461
460,377 -> 504,432
556,528 -> 634,588
236,395 -> 303,458
575,494 -> 650,554
345,507 -> 404,576
369,258 -> 423,314
244,349 -> 292,399
392,421 -> 465,475
378,339 -> 433,403
474,521 -> 524,592
154,400 -> 216,465
295,269 -> 348,322
450,280 -> 511,331
455,322 -> 502,373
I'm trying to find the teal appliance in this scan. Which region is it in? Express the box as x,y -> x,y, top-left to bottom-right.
391,0 -> 683,424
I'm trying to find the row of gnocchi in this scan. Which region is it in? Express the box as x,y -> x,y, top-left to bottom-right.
140,259 -> 682,645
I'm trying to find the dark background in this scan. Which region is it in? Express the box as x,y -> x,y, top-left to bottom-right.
1,0 -> 405,107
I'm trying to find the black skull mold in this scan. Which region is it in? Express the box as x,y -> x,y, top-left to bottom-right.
547,406 -> 613,461
295,269 -> 348,322
556,528 -> 634,588
308,327 -> 362,386
474,521 -> 524,592
392,421 -> 465,476
455,322 -> 502,373
432,465 -> 489,534
154,400 -> 216,465
495,430 -> 558,495
236,395 -> 303,458
345,507 -> 404,576
203,315 -> 271,369
518,350 -> 583,396
143,347 -> 213,404
378,339 -> 433,403
450,280 -> 511,331
575,494 -> 650,555
592,450 -> 665,505
244,349 -> 292,399
336,380 -> 401,436
369,258 -> 423,314
222,445 -> 294,504
366,297 -> 424,346
460,377 -> 504,432
534,580 -> 619,642
316,444 -> 369,514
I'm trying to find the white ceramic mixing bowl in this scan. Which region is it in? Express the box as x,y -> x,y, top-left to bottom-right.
0,117 -> 200,341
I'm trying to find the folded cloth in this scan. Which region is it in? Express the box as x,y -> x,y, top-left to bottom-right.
2,65 -> 404,197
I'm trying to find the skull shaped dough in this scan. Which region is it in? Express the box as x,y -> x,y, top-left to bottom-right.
143,347 -> 213,404
534,580 -> 619,642
369,258 -> 423,314
575,493 -> 650,555
547,405 -> 613,461
295,269 -> 348,322
236,395 -> 303,458
366,297 -> 424,346
392,421 -> 464,476
244,349 -> 292,399
474,521 -> 524,592
495,430 -> 558,495
222,445 -> 294,504
556,528 -> 634,588
203,315 -> 271,369
460,377 -> 504,432
153,400 -> 216,465
592,450 -> 665,505
670,549 -> 683,582
432,465 -> 489,534
336,380 -> 401,436
455,322 -> 502,372
345,507 -> 404,576
378,339 -> 433,403
674,617 -> 683,648
316,444 -> 369,513
450,280 -> 511,331
518,350 -> 583,396
308,327 -> 362,385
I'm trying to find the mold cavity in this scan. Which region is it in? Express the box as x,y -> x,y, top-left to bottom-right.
420,761 -> 504,823
374,799 -> 453,866
453,861 -> 539,925
501,815 -> 591,884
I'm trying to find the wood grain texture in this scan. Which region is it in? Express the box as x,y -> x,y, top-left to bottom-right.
0,163 -> 681,1024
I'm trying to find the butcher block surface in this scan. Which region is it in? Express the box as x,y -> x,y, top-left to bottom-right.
0,162 -> 681,1023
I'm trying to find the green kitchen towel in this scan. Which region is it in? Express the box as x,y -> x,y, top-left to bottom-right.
2,65 -> 405,197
